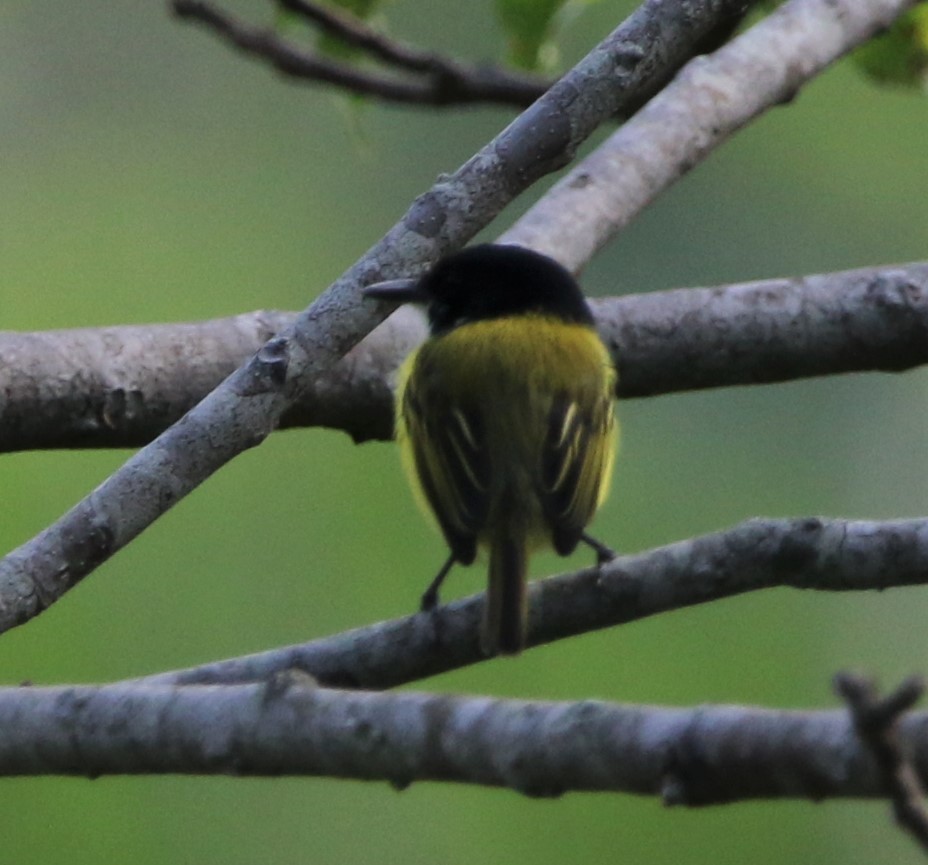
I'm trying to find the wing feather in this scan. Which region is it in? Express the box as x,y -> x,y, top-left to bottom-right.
401,367 -> 491,565
542,389 -> 615,556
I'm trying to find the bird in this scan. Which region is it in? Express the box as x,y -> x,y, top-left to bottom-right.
364,243 -> 618,656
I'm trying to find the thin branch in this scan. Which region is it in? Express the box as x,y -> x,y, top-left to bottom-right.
278,0 -> 458,71
172,0 -> 551,107
3,676 -> 928,805
278,0 -> 551,98
2,261 -> 925,452
135,516 -> 928,690
836,673 -> 928,853
0,0 -> 788,636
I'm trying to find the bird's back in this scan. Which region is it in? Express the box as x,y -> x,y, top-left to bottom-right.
400,313 -> 617,550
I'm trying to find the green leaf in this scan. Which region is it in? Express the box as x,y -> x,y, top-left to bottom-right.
494,0 -> 572,70
854,2 -> 928,88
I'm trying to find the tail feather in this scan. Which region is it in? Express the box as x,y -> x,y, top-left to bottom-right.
482,535 -> 527,656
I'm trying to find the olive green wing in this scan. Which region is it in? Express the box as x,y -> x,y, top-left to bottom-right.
401,371 -> 492,565
541,388 -> 616,556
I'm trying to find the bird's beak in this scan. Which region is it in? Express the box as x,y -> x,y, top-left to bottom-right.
363,278 -> 426,304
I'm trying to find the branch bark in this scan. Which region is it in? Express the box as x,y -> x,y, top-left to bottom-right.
2,675 -> 928,806
135,516 -> 928,690
2,262 -> 924,451
0,0 -> 748,635
499,0 -> 910,266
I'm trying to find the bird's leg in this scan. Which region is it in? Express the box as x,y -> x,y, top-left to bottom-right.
420,553 -> 456,612
580,532 -> 617,566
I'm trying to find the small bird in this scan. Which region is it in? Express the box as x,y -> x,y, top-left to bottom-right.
365,244 -> 618,656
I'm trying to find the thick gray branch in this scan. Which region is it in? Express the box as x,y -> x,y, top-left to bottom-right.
0,0 -> 744,635
1,677 -> 927,805
139,516 -> 928,690
2,262 -> 924,451
501,0 -> 914,266
603,262 -> 928,395
0,311 -> 293,450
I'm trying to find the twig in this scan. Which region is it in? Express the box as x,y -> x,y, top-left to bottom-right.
133,516 -> 928,689
835,673 -> 928,853
2,261 -> 924,451
278,0 -> 548,94
280,0 -> 433,68
0,0 -> 776,635
172,0 -> 549,107
4,676 -> 928,802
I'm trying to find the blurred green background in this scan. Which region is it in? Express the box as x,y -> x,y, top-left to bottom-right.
2,1 -> 928,862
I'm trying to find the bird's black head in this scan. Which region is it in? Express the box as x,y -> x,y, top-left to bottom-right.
419,245 -> 593,334
364,245 -> 594,335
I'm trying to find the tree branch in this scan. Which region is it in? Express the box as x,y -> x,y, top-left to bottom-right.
172,0 -> 551,108
3,675 -> 928,806
499,0 -> 910,266
2,261 -> 924,452
276,0 -> 529,80
0,310 -> 294,450
601,262 -> 928,395
132,516 -> 928,690
4,0 -> 920,454
0,0 -> 746,635
836,673 -> 928,852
